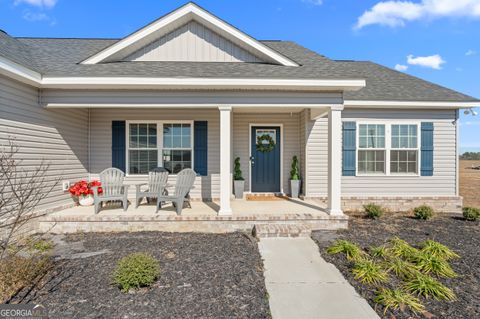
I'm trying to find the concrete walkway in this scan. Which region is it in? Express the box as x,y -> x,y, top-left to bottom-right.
258,237 -> 380,319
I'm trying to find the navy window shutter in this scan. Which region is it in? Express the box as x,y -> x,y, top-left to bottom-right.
194,121 -> 208,176
342,122 -> 356,176
421,122 -> 434,176
112,121 -> 126,173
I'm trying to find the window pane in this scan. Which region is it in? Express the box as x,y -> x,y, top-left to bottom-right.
139,124 -> 148,135
400,136 -> 408,148
410,137 -> 417,148
172,123 -> 182,136
130,135 -> 138,148
138,136 -> 148,148
149,136 -> 157,148
358,150 -> 385,174
162,150 -> 192,174
172,136 -> 182,148
359,124 -> 385,149
148,124 -> 156,136
391,124 -> 418,149
129,150 -> 157,175
390,150 -> 417,174
359,137 -> 367,148
182,136 -> 191,148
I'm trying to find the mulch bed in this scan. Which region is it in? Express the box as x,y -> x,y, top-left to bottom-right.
13,232 -> 270,319
312,214 -> 480,319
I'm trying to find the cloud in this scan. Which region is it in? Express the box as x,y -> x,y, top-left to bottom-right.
22,9 -> 56,25
394,64 -> 408,71
466,49 -> 477,56
355,0 -> 480,29
302,0 -> 323,6
407,54 -> 446,69
15,0 -> 57,8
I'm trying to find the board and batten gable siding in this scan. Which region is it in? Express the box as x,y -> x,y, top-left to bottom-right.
89,108 -> 220,199
125,20 -> 263,63
232,112 -> 302,194
0,75 -> 89,210
305,108 -> 458,197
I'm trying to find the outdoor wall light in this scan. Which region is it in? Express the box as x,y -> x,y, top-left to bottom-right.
464,108 -> 478,116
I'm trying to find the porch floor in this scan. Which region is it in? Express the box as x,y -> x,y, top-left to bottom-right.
38,198 -> 348,234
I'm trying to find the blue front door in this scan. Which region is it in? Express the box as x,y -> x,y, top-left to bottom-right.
251,126 -> 281,193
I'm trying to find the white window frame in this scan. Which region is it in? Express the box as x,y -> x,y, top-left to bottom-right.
125,120 -> 194,176
355,120 -> 421,177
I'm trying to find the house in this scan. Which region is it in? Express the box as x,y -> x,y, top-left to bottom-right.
0,2 -> 478,221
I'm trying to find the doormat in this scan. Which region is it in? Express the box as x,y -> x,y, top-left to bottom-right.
246,194 -> 289,201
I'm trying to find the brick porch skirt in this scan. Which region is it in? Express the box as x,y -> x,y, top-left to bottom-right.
305,196 -> 463,214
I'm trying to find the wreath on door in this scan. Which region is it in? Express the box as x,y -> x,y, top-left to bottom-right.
256,134 -> 275,153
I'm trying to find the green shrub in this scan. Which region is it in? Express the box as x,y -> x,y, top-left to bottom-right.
413,253 -> 457,278
413,205 -> 435,220
363,203 -> 384,219
374,288 -> 425,314
420,240 -> 460,260
352,259 -> 389,285
389,237 -> 420,261
404,273 -> 456,300
30,239 -> 54,253
370,245 -> 389,258
113,253 -> 160,292
326,240 -> 366,261
383,257 -> 420,279
462,207 -> 480,221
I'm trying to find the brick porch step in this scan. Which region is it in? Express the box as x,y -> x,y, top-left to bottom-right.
253,224 -> 311,238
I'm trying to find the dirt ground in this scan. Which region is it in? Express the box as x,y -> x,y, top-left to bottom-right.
460,160 -> 480,207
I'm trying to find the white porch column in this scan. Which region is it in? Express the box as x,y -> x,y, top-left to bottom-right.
327,105 -> 344,215
218,106 -> 232,215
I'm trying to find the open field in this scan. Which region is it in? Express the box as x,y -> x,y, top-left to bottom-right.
460,160 -> 480,207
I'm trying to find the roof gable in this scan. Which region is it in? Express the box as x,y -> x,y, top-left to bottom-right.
124,20 -> 263,63
81,2 -> 298,66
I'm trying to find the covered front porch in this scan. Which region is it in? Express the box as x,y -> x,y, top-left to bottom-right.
42,89 -> 351,219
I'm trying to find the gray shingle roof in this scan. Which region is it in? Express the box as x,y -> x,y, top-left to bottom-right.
0,33 -> 477,102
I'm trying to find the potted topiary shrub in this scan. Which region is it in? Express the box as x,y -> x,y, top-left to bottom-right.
290,156 -> 301,198
233,157 -> 245,199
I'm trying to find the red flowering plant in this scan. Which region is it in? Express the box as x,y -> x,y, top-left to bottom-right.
68,180 -> 103,198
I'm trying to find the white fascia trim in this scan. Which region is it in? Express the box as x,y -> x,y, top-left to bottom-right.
344,100 -> 479,108
40,77 -> 366,90
0,56 -> 42,86
80,3 -> 299,67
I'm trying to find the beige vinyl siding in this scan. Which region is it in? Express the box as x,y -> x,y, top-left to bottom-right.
305,108 -> 457,196
89,108 -> 220,199
125,20 -> 263,63
0,75 -> 89,210
232,112 -> 301,194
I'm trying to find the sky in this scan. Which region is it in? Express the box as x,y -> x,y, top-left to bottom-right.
0,0 -> 479,152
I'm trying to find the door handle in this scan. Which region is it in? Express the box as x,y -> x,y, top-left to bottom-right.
250,156 -> 254,166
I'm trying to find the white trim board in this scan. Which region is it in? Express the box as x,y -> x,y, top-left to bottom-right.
80,3 -> 298,66
39,77 -> 365,91
344,100 -> 479,108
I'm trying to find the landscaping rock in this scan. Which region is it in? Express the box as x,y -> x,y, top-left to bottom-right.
312,214 -> 480,319
14,232 -> 270,319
